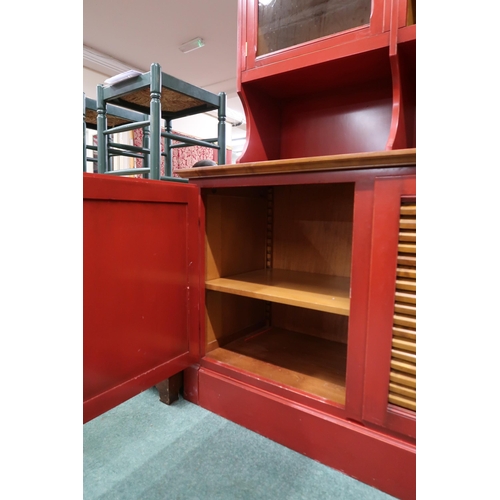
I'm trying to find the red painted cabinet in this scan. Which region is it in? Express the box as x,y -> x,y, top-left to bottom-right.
177,151 -> 416,499
83,149 -> 416,499
236,0 -> 416,163
83,2 -> 416,496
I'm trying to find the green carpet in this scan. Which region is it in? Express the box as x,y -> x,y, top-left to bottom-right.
84,388 -> 396,500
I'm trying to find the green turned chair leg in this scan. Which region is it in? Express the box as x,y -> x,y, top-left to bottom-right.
149,63 -> 162,180
218,92 -> 227,165
96,84 -> 108,174
165,119 -> 173,178
142,126 -> 150,179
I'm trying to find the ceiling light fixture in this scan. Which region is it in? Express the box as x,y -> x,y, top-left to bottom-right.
179,37 -> 205,54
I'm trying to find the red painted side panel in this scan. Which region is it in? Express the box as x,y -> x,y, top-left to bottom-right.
83,174 -> 202,423
363,174 -> 416,438
344,176 -> 375,422
199,368 -> 416,500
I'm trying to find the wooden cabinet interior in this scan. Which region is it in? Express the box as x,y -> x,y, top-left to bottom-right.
203,182 -> 354,406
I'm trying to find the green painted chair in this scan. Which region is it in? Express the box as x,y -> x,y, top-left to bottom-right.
84,93 -> 152,177
96,63 -> 226,182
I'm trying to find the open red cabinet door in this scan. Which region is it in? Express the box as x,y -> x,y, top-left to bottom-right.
83,174 -> 203,423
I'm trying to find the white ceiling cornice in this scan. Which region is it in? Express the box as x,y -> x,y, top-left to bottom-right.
83,45 -> 144,77
83,44 -> 237,97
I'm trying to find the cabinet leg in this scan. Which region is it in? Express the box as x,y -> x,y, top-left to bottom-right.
155,372 -> 183,405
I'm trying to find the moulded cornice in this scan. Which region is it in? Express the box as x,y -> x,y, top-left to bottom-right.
83,45 -> 144,76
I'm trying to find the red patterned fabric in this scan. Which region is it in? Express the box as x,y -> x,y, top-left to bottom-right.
91,135 -> 98,173
133,128 -> 217,177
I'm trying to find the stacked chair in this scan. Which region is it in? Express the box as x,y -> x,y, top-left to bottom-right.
91,62 -> 226,182
84,94 -> 151,176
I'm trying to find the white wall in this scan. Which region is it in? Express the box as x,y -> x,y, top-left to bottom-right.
83,68 -> 109,99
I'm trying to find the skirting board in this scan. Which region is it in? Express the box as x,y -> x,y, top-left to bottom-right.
197,367 -> 416,500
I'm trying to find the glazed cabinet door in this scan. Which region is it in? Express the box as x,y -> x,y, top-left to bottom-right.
362,174 -> 416,439
83,174 -> 203,423
241,0 -> 390,71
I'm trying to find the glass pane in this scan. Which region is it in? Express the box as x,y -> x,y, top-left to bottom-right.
257,0 -> 372,57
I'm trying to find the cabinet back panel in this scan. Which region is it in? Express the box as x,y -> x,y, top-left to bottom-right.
273,183 -> 354,277
280,81 -> 392,158
205,291 -> 267,352
272,303 -> 348,344
205,191 -> 267,280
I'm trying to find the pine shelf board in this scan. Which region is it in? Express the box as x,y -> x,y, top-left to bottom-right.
205,268 -> 350,315
177,148 -> 416,179
206,327 -> 347,405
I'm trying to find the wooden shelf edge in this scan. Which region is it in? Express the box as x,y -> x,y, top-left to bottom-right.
177,148 -> 416,179
205,269 -> 350,316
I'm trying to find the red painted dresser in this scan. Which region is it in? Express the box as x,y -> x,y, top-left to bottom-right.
84,1 -> 416,498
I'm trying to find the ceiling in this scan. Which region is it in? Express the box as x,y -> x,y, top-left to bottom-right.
83,0 -> 245,129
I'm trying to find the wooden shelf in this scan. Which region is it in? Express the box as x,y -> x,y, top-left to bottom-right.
177,148 -> 416,179
205,268 -> 350,315
205,327 -> 347,405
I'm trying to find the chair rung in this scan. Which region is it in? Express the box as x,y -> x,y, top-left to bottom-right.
104,168 -> 150,176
